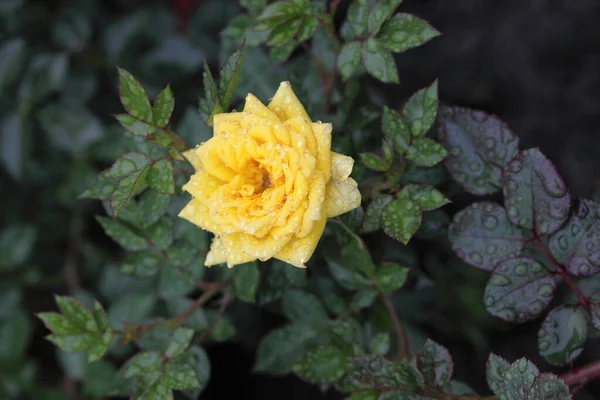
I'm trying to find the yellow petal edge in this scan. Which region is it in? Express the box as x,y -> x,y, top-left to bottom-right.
178,81 -> 361,268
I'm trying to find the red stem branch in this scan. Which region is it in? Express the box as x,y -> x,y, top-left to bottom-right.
382,295 -> 409,360
560,359 -> 600,386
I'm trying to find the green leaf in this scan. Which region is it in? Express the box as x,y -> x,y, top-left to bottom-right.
347,391 -> 379,400
327,258 -> 371,291
258,2 -> 298,27
108,292 -> 156,331
96,216 -> 149,251
0,312 -> 30,361
153,85 -> 174,128
0,112 -> 30,180
361,194 -> 393,233
270,40 -> 297,63
57,349 -> 86,379
52,8 -> 92,51
398,184 -> 449,211
199,61 -> 222,125
115,114 -> 156,137
437,106 -> 520,195
367,0 -> 404,35
163,364 -> 200,390
486,353 -> 510,396
148,159 -> 175,194
117,67 -> 153,122
382,106 -> 411,155
448,202 -> 528,271
165,328 -> 194,358
87,331 -> 112,363
538,305 -> 587,366
360,152 -> 391,171
39,101 -> 103,153
259,260 -> 307,305
0,224 -> 37,269
548,199 -> 600,276
138,190 -> 170,228
124,352 -> 162,378
379,13 -> 440,53
297,16 -> 319,42
503,358 -> 540,398
147,218 -> 174,250
209,316 -> 236,342
375,262 -> 409,294
55,296 -> 98,332
503,148 -> 571,235
368,332 -> 390,355
254,323 -> 318,374
82,361 -> 117,398
528,374 -> 570,399
362,38 -> 398,83
416,339 -> 453,388
37,313 -> 80,335
329,220 -> 376,277
47,333 -> 96,353
282,289 -> 329,326
402,80 -> 438,138
268,17 -> 302,46
121,251 -> 161,277
293,345 -> 348,384
381,198 -> 422,245
406,138 -> 447,167
347,0 -> 370,37
484,257 -> 556,323
233,262 -> 260,303
349,355 -> 424,390
0,38 -> 26,92
181,346 -> 211,398
337,41 -> 362,81
351,289 -> 378,311
19,53 -> 68,105
241,0 -> 267,12
589,291 -> 600,331
218,42 -> 246,109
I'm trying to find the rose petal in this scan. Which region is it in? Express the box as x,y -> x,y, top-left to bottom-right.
219,234 -> 258,267
182,169 -> 224,201
325,177 -> 361,218
267,81 -> 310,122
197,139 -> 238,181
284,116 -> 317,155
213,112 -> 244,136
298,173 -> 326,238
178,199 -> 234,234
312,122 -> 332,182
331,152 -> 354,180
205,236 -> 228,266
183,147 -> 203,171
274,208 -> 327,268
233,232 -> 293,261
243,94 -> 281,123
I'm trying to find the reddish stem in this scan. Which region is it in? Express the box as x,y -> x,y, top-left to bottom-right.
382,295 -> 409,360
560,359 -> 600,386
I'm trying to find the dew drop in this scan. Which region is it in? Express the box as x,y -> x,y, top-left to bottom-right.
470,252 -> 483,265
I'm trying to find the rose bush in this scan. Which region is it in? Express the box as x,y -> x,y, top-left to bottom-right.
179,81 -> 361,268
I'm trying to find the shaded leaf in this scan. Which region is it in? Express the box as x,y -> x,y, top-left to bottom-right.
381,198 -> 422,245
55,296 -> 97,332
233,262 -> 260,303
406,138 -> 447,167
115,114 -> 156,137
282,289 -> 329,327
329,220 -> 376,277
398,184 -> 449,211
379,14 -> 440,53
351,289 -> 378,311
375,262 -> 409,294
163,364 -> 200,390
402,80 -> 438,138
153,85 -> 174,128
349,355 -> 424,390
218,42 -> 246,109
0,38 -> 26,91
97,216 -> 149,251
448,202 -> 528,271
258,260 -> 307,305
503,148 -> 571,235
367,0 -> 403,35
360,152 -> 391,172
548,199 -> 600,275
148,159 -> 175,194
486,353 -> 510,396
293,345 -> 348,384
165,328 -> 194,358
124,352 -> 162,378
327,258 -> 371,291
268,17 -> 302,47
361,194 -> 393,234
337,41 -> 362,81
254,323 -> 318,374
416,339 -> 453,387
368,332 -> 390,355
138,190 -> 170,228
362,38 -> 398,83
0,224 -> 37,269
484,257 -> 556,323
19,53 -> 68,105
538,305 -> 587,366
503,358 -> 540,398
528,373 -> 570,400
0,112 -> 30,180
437,106 -> 520,195
117,68 -> 153,122
382,106 -> 411,155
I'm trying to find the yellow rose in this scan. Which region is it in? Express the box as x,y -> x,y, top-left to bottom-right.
178,81 -> 361,268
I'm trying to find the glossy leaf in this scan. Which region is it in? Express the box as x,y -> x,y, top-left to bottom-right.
327,258 -> 372,291
0,224 -> 37,269
153,85 -> 174,128
163,364 -> 200,390
165,328 -> 194,359
382,106 -> 411,155
148,159 -> 175,194
337,41 -> 362,81
503,148 -> 571,235
138,190 -> 170,228
379,14 -> 440,53
233,262 -> 260,303
347,0 -> 370,37
406,138 -> 448,167
218,42 -> 246,109
375,262 -> 409,294
415,339 -> 453,388
538,305 -> 587,366
293,345 -> 348,384
381,198 -> 422,245
254,323 -> 318,374
351,290 -> 378,311
296,16 -> 319,42
402,80 -> 438,138
398,184 -> 450,211
96,216 -> 149,251
0,38 -> 26,91
329,220 -> 376,277
367,0 -> 403,35
590,291 -> 600,331
448,202 -> 528,271
19,53 -> 68,105
503,358 -> 540,398
115,114 -> 156,137
548,199 -> 600,275
437,106 -> 520,195
528,373 -> 570,400
199,61 -> 222,125
282,289 -> 329,327
267,18 -> 302,47
349,355 -> 424,390
361,194 -> 393,234
486,353 -> 510,396
117,68 -> 153,123
0,112 -> 30,180
360,152 -> 391,171
362,38 -> 398,83
258,260 -> 307,304
484,257 -> 556,323
124,352 -> 162,378
368,332 -> 390,355
55,296 -> 97,332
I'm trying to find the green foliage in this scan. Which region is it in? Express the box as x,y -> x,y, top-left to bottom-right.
4,0 -> 597,399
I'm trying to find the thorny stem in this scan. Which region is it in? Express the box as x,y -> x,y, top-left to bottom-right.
381,294 -> 409,360
560,359 -> 600,387
531,236 -> 591,309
